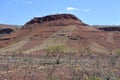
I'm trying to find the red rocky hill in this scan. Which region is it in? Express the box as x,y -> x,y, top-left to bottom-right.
0,14 -> 120,55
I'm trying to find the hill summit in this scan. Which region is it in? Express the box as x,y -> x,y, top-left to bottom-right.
25,14 -> 88,26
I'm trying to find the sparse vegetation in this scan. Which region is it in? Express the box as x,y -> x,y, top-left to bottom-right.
0,14 -> 120,80
88,77 -> 100,80
0,53 -> 119,80
45,45 -> 66,64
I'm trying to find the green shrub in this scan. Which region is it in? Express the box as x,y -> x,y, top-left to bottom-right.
45,45 -> 66,64
88,77 -> 100,80
45,45 -> 65,55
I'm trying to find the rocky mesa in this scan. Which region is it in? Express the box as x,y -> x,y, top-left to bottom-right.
0,14 -> 120,55
24,14 -> 88,27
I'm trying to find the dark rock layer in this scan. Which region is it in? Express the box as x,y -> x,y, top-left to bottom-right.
97,27 -> 120,31
0,28 -> 14,34
25,14 -> 88,26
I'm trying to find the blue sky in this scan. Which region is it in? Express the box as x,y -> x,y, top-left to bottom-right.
0,0 -> 120,25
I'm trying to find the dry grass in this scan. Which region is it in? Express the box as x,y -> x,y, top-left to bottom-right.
24,25 -> 77,54
106,32 -> 114,44
0,54 -> 119,80
0,38 -> 29,54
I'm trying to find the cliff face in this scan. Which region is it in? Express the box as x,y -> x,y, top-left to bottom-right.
97,27 -> 120,31
25,14 -> 88,26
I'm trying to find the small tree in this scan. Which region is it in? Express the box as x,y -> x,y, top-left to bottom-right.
45,45 -> 66,64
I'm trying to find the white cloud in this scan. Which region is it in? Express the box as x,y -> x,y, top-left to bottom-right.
66,7 -> 91,12
12,0 -> 33,4
66,7 -> 80,11
24,1 -> 32,4
82,9 -> 91,12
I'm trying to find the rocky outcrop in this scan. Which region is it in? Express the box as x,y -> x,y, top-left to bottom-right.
25,14 -> 88,26
97,27 -> 120,31
0,28 -> 14,34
